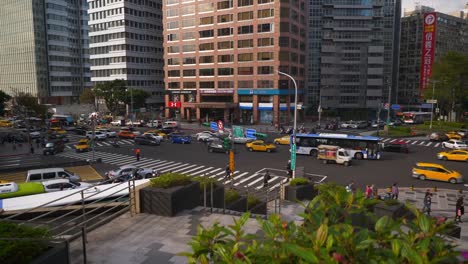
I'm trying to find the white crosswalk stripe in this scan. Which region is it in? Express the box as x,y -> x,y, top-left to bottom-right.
426,142 -> 432,146
435,143 -> 440,147
419,141 -> 426,145
411,141 -> 418,145
382,138 -> 391,142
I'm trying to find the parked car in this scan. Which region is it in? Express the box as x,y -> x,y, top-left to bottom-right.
273,135 -> 290,145
442,140 -> 468,150
245,140 -> 277,152
382,140 -> 409,153
171,135 -> 192,144
118,130 -> 136,139
207,141 -> 229,153
97,129 -> 117,138
371,120 -> 385,128
340,121 -> 355,129
86,131 -> 107,140
437,150 -> 468,162
388,120 -> 403,127
105,165 -> 157,181
26,168 -> 81,182
42,179 -> 93,193
43,141 -> 65,155
135,134 -> 161,146
412,162 -> 463,184
429,132 -> 449,142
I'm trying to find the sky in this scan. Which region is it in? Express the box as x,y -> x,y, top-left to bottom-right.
402,0 -> 466,14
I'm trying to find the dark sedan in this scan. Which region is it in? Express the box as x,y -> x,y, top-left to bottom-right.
382,140 -> 409,153
43,141 -> 65,155
207,141 -> 229,153
134,134 -> 161,146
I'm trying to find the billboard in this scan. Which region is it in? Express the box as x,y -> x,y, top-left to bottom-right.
419,12 -> 437,95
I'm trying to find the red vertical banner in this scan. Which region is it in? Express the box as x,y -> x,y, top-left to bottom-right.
419,12 -> 437,96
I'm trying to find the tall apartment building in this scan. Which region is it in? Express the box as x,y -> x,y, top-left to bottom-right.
307,0 -> 400,117
88,0 -> 164,107
398,7 -> 468,106
0,0 -> 91,104
163,0 -> 307,124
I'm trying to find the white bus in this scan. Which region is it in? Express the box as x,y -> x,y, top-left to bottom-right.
397,112 -> 432,124
293,133 -> 382,160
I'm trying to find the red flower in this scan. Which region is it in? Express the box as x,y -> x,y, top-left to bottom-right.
235,251 -> 246,260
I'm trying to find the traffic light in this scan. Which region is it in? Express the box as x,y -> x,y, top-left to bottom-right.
223,138 -> 230,149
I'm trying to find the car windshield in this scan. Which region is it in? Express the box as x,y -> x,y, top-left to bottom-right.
45,143 -> 54,147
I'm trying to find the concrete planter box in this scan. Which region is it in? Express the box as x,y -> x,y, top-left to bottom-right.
140,181 -> 200,216
373,201 -> 409,220
249,201 -> 267,215
198,184 -> 224,208
32,241 -> 69,264
285,184 -> 316,202
226,197 -> 247,212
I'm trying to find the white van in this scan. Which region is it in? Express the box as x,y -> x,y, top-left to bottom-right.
163,121 -> 179,129
26,168 -> 81,183
146,120 -> 162,128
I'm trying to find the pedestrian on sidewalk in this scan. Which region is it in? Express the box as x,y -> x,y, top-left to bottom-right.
422,189 -> 432,216
455,196 -> 464,223
286,160 -> 292,182
135,148 -> 141,161
391,183 -> 399,199
365,185 -> 373,199
263,170 -> 271,188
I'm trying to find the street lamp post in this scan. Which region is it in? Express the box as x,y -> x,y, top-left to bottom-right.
429,80 -> 438,130
278,70 -> 298,179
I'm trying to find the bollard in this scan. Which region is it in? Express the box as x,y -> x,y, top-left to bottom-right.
410,185 -> 414,191
433,186 -> 437,192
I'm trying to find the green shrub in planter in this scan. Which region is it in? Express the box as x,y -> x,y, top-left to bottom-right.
150,172 -> 191,189
192,176 -> 218,191
289,178 -> 309,186
384,199 -> 401,206
247,195 -> 261,209
225,189 -> 240,204
0,222 -> 50,264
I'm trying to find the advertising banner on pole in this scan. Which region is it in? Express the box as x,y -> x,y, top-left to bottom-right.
419,12 -> 437,95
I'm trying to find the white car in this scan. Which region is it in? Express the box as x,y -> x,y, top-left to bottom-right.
232,137 -> 255,144
340,121 -> 355,129
143,132 -> 164,142
86,131 -> 107,140
197,133 -> 218,142
42,179 -> 93,193
97,129 -> 117,138
146,120 -> 162,128
111,120 -> 123,126
442,140 -> 468,150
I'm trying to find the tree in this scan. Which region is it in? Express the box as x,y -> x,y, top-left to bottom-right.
0,90 -> 12,116
13,92 -> 48,118
79,88 -> 96,105
122,89 -> 150,109
182,183 -> 458,263
93,79 -> 127,115
423,52 -> 468,120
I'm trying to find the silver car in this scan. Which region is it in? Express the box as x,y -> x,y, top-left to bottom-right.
105,165 -> 157,181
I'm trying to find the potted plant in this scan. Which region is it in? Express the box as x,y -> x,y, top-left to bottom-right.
247,195 -> 267,215
285,178 -> 316,202
139,172 -> 199,216
192,176 -> 224,208
225,189 -> 247,212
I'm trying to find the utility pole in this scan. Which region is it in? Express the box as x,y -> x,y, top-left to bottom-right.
386,79 -> 391,125
429,80 -> 437,129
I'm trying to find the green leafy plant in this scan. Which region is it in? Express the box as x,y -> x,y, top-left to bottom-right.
150,172 -> 191,189
247,195 -> 261,209
384,198 -> 401,206
289,178 -> 310,186
224,189 -> 240,205
0,222 -> 51,264
181,183 -> 458,263
192,176 -> 218,191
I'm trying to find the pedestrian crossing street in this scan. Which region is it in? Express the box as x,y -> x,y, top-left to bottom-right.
65,139 -> 135,149
380,138 -> 442,148
57,151 -> 288,194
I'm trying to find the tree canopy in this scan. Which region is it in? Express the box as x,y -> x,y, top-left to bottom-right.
0,90 -> 12,116
79,88 -> 96,105
423,52 -> 468,118
13,93 -> 48,118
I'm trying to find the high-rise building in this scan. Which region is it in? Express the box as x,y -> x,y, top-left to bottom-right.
0,0 -> 91,104
163,0 -> 307,124
88,0 -> 165,107
307,0 -> 400,118
398,7 -> 468,106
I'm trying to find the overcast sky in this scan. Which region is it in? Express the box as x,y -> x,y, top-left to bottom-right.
402,0 -> 466,13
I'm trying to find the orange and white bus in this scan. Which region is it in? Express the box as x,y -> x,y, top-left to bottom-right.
396,112 -> 431,124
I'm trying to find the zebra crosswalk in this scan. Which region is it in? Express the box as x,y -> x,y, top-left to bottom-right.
65,139 -> 135,149
56,151 -> 288,194
380,138 -> 441,148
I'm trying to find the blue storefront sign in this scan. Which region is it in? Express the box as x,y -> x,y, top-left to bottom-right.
210,122 -> 218,131
246,128 -> 257,139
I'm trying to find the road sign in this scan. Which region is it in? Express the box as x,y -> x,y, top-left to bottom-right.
391,104 -> 401,110
290,144 -> 297,171
210,122 -> 218,131
245,128 -> 257,139
426,99 -> 438,104
217,120 -> 224,131
233,126 -> 244,138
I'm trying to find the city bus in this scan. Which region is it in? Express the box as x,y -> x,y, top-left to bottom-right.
396,112 -> 431,124
293,133 -> 382,160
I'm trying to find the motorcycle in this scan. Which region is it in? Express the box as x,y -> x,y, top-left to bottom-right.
111,139 -> 120,148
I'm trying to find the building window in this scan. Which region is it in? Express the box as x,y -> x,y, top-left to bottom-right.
238,39 -> 253,48
279,37 -> 289,47
258,52 -> 273,60
183,69 -> 196,76
200,16 -> 214,25
199,3 -> 214,12
167,33 -> 178,41
200,81 -> 215,88
168,82 -> 180,88
238,11 -> 253,21
280,22 -> 289,32
258,66 -> 273,74
258,9 -> 274,18
218,81 -> 234,88
218,54 -> 234,63
279,51 -> 289,61
183,45 -> 195,52
168,70 -> 180,77
238,53 -> 253,62
257,23 -> 273,33
182,32 -> 195,40
168,46 -> 179,53
167,58 -> 180,65
291,53 -> 298,63
238,80 -> 253,88
183,57 -> 196,64
199,29 -> 214,38
199,68 -> 214,76
258,0 -> 273,3
181,5 -> 195,15
238,0 -> 253,7
182,18 -> 195,27
199,55 -> 214,63
218,41 -> 233,49
258,38 -> 273,46
238,67 -> 253,75
238,25 -> 253,34
167,21 -> 179,29
218,27 -> 233,36
199,43 -> 214,51
280,7 -> 289,18
217,1 -> 233,10
257,80 -> 274,88
218,68 -> 234,76
183,82 -> 197,88
217,14 -> 233,23
166,9 -> 179,17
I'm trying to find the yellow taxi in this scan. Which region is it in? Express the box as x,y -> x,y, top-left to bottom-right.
412,162 -> 463,184
437,150 -> 468,162
245,140 -> 277,153
144,130 -> 167,138
446,131 -> 462,140
273,135 -> 290,145
0,120 -> 12,127
48,127 -> 67,134
74,139 -> 90,152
